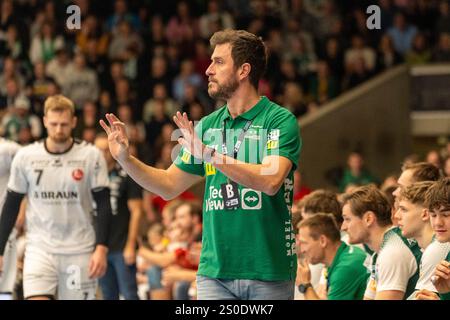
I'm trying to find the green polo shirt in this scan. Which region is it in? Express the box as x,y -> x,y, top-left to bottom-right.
326,242 -> 370,300
174,96 -> 302,281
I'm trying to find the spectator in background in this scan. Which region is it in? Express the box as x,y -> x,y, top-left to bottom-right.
112,78 -> 136,113
0,95 -> 41,143
108,20 -> 143,61
322,37 -> 344,82
342,57 -> 373,91
433,32 -> 450,62
0,78 -> 22,114
25,61 -> 55,116
0,57 -> 25,96
405,33 -> 432,65
436,0 -> 450,34
286,36 -> 316,78
73,101 -> 99,139
29,20 -> 64,65
116,104 -> 145,144
199,0 -> 234,40
339,152 -> 378,193
345,34 -> 376,73
172,59 -> 203,105
426,150 -> 442,169
193,39 -> 212,82
95,134 -> 142,300
45,48 -> 73,89
76,15 -> 109,57
142,83 -> 178,124
143,101 -> 171,149
281,82 -> 307,118
166,1 -> 197,50
139,56 -> 172,107
379,0 -> 395,30
63,52 -> 99,110
308,60 -> 339,104
107,0 -> 141,34
376,34 -> 403,72
388,12 -> 418,55
0,24 -> 25,61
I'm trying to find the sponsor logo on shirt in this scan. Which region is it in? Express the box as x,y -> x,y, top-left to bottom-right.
241,189 -> 261,210
72,169 -> 84,181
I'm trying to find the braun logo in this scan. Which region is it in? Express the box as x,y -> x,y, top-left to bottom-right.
34,191 -> 78,199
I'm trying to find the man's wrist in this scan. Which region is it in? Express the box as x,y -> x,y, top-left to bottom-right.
95,244 -> 109,255
298,282 -> 313,294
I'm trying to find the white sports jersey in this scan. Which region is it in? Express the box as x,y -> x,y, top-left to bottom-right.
7,139 -> 109,255
364,227 -> 421,299
0,138 -> 21,210
415,238 -> 450,292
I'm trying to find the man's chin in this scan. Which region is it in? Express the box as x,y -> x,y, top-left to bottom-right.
50,136 -> 71,144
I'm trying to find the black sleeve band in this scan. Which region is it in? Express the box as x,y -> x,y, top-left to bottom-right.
91,187 -> 112,248
0,190 -> 25,255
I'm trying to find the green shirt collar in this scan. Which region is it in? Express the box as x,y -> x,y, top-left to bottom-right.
220,96 -> 269,122
327,242 -> 347,274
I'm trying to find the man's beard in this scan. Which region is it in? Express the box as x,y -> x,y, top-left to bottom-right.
50,134 -> 71,144
208,77 -> 239,100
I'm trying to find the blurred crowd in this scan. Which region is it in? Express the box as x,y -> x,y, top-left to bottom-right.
1,0 -> 450,300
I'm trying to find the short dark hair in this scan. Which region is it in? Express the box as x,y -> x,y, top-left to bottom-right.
210,29 -> 267,88
303,190 -> 342,225
298,213 -> 341,242
401,162 -> 442,182
342,185 -> 392,227
425,178 -> 450,212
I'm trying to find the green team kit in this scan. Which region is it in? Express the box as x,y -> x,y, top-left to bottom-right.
175,96 -> 301,281
325,242 -> 370,300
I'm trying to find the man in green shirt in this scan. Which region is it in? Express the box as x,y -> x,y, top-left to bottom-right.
99,29 -> 301,300
297,213 -> 369,300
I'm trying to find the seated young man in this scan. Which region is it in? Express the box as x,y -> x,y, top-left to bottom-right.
395,181 -> 450,299
341,185 -> 422,300
416,178 -> 450,300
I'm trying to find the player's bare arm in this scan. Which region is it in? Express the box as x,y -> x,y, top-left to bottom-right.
100,113 -> 203,200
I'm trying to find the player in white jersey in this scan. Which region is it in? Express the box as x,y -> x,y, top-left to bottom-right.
0,138 -> 21,299
416,178 -> 450,300
394,181 -> 450,299
342,185 -> 422,300
0,95 -> 112,300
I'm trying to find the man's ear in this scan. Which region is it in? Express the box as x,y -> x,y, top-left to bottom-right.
421,208 -> 430,222
319,234 -> 327,248
364,211 -> 375,227
72,116 -> 77,129
239,63 -> 251,81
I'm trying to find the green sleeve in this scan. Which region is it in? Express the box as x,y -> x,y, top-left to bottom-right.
263,111 -> 302,170
327,267 -> 368,300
